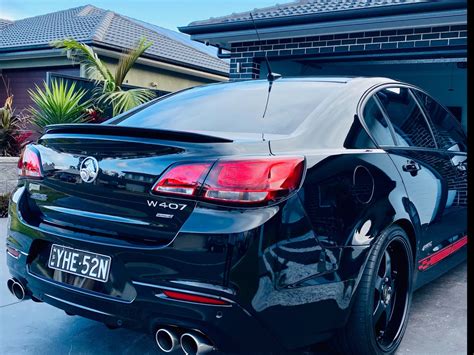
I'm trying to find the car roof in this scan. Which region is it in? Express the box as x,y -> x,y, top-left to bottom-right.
210,76 -> 400,89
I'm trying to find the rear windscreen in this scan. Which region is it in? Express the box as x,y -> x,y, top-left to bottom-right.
111,80 -> 343,135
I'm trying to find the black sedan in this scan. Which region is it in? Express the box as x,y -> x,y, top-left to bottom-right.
6,77 -> 467,354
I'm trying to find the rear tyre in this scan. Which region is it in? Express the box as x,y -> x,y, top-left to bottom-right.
334,225 -> 413,355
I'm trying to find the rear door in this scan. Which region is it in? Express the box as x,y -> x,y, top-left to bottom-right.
411,88 -> 468,265
411,88 -> 467,210
370,86 -> 463,268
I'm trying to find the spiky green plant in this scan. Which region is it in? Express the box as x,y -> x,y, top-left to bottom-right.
28,79 -> 91,131
52,38 -> 155,116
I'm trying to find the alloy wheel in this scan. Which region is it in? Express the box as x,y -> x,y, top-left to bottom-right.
372,237 -> 411,351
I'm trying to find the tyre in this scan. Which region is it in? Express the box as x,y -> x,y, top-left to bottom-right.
334,225 -> 414,355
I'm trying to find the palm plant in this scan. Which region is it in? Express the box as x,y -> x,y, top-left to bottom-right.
52,38 -> 155,116
28,79 -> 91,131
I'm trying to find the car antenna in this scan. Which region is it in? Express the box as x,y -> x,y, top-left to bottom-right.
249,12 -> 281,141
249,13 -> 281,83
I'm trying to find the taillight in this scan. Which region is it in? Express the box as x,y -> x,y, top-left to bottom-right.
7,246 -> 20,258
153,162 -> 212,196
152,157 -> 304,205
18,145 -> 43,178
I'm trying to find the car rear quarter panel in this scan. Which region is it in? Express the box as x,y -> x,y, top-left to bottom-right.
301,150 -> 418,249
269,147 -> 419,250
226,146 -> 420,348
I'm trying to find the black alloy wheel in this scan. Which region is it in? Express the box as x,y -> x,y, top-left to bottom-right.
333,225 -> 413,355
372,238 -> 411,351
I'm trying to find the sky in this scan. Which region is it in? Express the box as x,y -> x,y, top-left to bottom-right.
1,0 -> 281,31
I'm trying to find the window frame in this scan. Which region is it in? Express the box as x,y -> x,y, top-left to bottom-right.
410,87 -> 467,150
358,83 -> 442,151
359,95 -> 397,147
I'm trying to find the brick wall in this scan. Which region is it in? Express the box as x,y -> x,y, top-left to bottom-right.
229,24 -> 468,80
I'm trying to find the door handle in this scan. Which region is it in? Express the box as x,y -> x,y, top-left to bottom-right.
402,160 -> 421,176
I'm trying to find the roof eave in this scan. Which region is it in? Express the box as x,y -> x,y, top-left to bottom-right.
90,41 -> 229,77
0,42 -> 229,77
0,41 -> 94,54
179,0 -> 466,35
181,8 -> 466,50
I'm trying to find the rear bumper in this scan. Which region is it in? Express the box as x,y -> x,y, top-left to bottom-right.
6,186 -> 372,351
7,264 -> 277,351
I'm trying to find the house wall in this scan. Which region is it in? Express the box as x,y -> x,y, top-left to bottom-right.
0,66 -> 80,114
0,54 -> 225,115
101,59 -> 216,92
229,24 -> 467,80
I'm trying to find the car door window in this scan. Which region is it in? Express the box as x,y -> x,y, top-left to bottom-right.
376,87 -> 436,149
361,97 -> 395,146
412,89 -> 467,152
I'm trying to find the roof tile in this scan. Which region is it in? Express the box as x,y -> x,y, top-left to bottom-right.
188,0 -> 427,26
0,5 -> 228,75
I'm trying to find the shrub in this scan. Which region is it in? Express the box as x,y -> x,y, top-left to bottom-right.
28,79 -> 91,132
0,95 -> 26,156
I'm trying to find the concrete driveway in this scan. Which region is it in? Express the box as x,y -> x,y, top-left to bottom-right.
0,218 -> 466,354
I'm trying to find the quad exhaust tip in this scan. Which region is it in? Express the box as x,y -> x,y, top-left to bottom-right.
7,278 -> 27,300
155,327 -> 180,353
180,331 -> 213,355
155,327 -> 214,354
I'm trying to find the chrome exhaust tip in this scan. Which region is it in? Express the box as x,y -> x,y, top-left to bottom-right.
8,278 -> 26,300
180,332 -> 213,355
155,327 -> 180,353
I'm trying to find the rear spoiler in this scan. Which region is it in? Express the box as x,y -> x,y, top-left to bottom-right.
44,124 -> 233,143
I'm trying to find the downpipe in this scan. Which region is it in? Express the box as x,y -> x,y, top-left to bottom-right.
155,327 -> 180,353
7,278 -> 30,301
180,331 -> 214,354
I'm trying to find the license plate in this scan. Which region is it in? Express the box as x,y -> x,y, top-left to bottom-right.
48,244 -> 111,283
